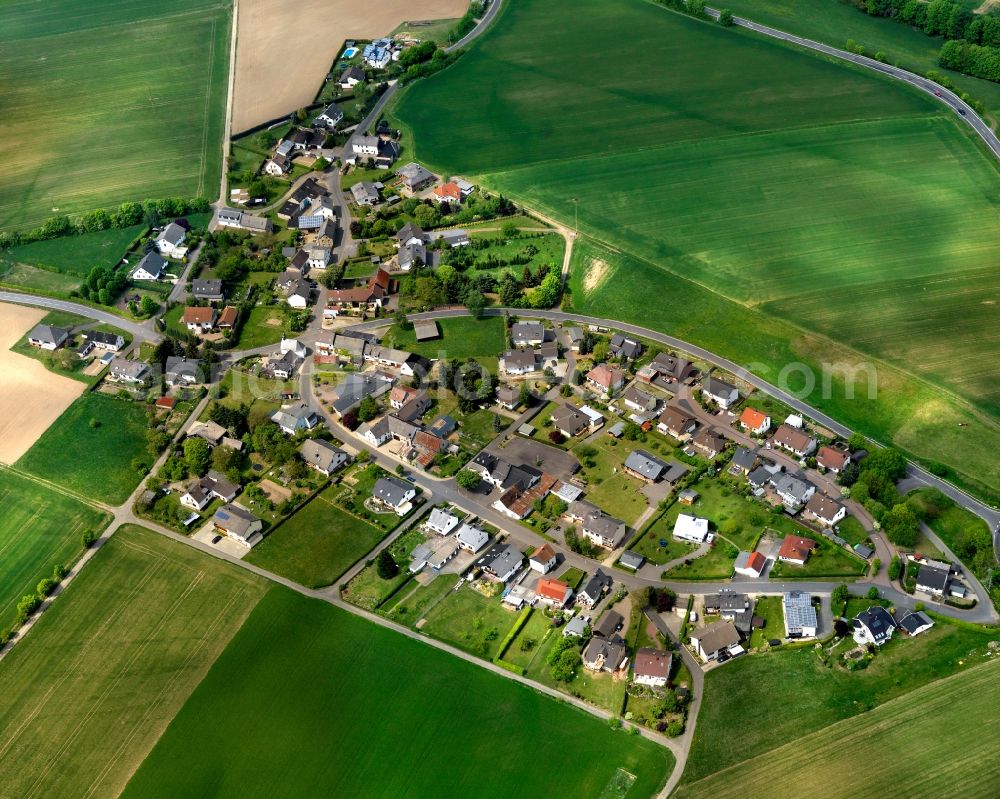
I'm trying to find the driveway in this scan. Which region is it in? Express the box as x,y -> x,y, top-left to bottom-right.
192,521 -> 251,559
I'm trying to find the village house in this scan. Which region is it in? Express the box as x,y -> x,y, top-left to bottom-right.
673,513 -> 711,543
916,562 -> 951,597
191,279 -> 224,303
770,473 -> 816,511
783,591 -> 818,638
314,101 -> 344,129
609,333 -> 643,361
425,508 -> 460,537
497,384 -> 521,411
475,543 -> 523,583
372,477 -> 416,515
529,543 -> 558,574
619,551 -> 645,570
330,371 -> 394,417
816,445 -> 851,473
180,471 -> 239,512
339,64 -> 365,89
578,569 -> 613,607
701,376 -> 740,409
535,576 -> 573,607
500,349 -> 541,377
730,447 -> 758,475
770,424 -> 817,458
215,208 -> 273,234
264,154 -> 291,176
853,606 -> 896,646
131,251 -> 168,281
181,306 -> 216,334
351,181 -> 382,206
690,620 -> 742,663
657,406 -> 697,439
154,222 -> 188,259
898,611 -> 934,637
632,648 -> 672,688
622,449 -> 671,483
691,428 -> 726,459
164,356 -> 202,386
586,363 -> 625,395
581,511 -> 628,549
455,523 -> 489,553
83,330 -> 125,352
108,358 -> 149,385
734,550 -> 767,579
511,321 -> 546,347
803,494 -> 847,527
432,181 -> 463,204
549,404 -> 590,438
299,439 -> 349,476
270,403 -> 319,435
396,162 -> 435,194
410,537 -> 460,574
638,352 -> 694,385
212,504 -> 263,548
777,534 -> 818,566
739,407 -> 771,436
582,634 -> 628,673
620,384 -> 658,415
26,324 -> 70,350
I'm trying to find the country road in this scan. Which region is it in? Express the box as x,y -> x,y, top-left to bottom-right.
704,7 -> 1000,160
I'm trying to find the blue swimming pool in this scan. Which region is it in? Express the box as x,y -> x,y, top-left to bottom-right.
343,46 -> 358,58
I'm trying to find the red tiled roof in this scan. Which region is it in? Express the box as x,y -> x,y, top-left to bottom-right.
740,407 -> 768,430
218,306 -> 238,327
531,543 -> 556,563
155,396 -> 176,409
433,182 -> 461,200
746,551 -> 766,574
817,446 -> 849,470
536,578 -> 570,602
778,535 -> 817,562
182,306 -> 215,325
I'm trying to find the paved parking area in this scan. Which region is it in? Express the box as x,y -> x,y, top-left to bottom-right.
192,522 -> 251,559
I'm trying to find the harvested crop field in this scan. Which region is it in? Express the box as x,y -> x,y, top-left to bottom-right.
0,0 -> 230,231
231,0 -> 468,133
0,304 -> 85,464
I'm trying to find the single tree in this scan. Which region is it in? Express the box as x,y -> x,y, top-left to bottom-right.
376,549 -> 399,579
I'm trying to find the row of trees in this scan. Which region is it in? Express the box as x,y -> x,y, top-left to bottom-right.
847,0 -> 1000,47
349,193 -> 516,240
939,38 -> 1000,81
838,441 -> 919,546
0,197 -> 210,249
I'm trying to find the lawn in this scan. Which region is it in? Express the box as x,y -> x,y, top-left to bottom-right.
768,536 -> 868,580
676,657 -> 1000,799
0,468 -> 110,635
381,573 -> 459,627
681,616 -> 1000,784
631,511 -> 700,566
9,312 -> 129,385
445,230 -> 566,277
381,314 -> 506,363
341,526 -> 426,610
0,525 -> 266,798
747,596 -> 783,649
16,392 -> 153,503
570,435 -> 666,526
207,365 -> 297,416
420,582 -> 522,660
234,305 -> 294,349
0,0 -> 230,231
391,0 -> 1000,502
121,588 -> 672,799
1,223 -> 145,283
246,486 -> 388,588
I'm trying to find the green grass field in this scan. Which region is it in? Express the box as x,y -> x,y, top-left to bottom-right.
3,224 -> 146,275
0,468 -> 109,633
391,0 -> 1000,501
681,616 -> 1000,784
121,588 -> 673,799
720,0 -> 1000,118
16,393 -> 152,503
382,314 -> 507,362
677,657 -> 1000,799
245,486 -> 389,588
233,306 -> 293,349
0,0 -> 230,231
0,525 -> 266,798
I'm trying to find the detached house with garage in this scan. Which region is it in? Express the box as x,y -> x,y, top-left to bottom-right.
804,494 -> 846,527
26,324 -> 70,351
581,512 -> 628,549
816,446 -> 851,473
212,504 -> 263,548
529,543 -> 558,574
131,251 -> 168,281
657,406 -> 697,439
770,424 -> 817,458
701,376 -> 740,409
632,648 -> 672,688
853,606 -> 896,647
182,306 -> 216,333
739,407 -> 771,436
582,634 -> 628,673
690,620 -> 742,663
154,222 -> 188,259
299,439 -> 349,476
586,364 -> 625,396
609,333 -> 642,361
372,477 -> 416,515
777,534 -> 818,566
313,101 -> 344,129
535,576 -> 573,607
622,449 -> 671,483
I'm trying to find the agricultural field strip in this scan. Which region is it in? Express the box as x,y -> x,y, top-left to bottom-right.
677,658 -> 1000,798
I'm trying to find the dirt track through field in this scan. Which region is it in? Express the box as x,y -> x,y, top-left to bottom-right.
0,304 -> 84,464
231,0 -> 469,133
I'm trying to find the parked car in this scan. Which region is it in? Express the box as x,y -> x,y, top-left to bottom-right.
211,535 -> 222,544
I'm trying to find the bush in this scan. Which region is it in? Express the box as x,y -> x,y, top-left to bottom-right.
376,549 -> 399,579
867,586 -> 880,600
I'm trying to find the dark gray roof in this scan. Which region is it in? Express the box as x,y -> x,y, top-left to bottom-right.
609,333 -> 642,359
373,476 -> 413,507
623,449 -> 669,480
27,324 -> 70,345
85,330 -> 123,347
703,375 -> 738,396
192,279 -> 223,297
619,551 -> 645,569
917,564 -> 950,592
133,251 -> 167,278
898,611 -> 934,635
732,447 -> 758,471
854,606 -> 896,641
580,568 -> 613,601
593,610 -> 623,638
300,439 -> 348,472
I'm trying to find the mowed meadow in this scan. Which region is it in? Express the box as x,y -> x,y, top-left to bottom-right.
0,0 -> 230,231
392,0 -> 1000,499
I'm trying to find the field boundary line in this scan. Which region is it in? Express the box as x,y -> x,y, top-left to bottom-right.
7,6 -> 224,44
0,464 -> 111,511
22,570 -> 206,799
196,16 -> 218,198
678,656 -> 1000,793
